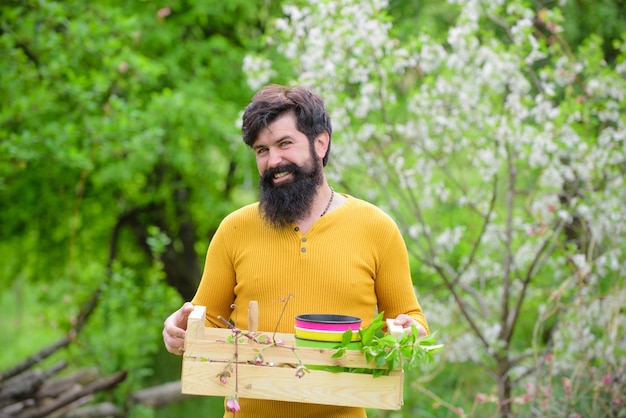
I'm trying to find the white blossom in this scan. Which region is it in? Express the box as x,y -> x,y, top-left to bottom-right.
243,0 -> 626,400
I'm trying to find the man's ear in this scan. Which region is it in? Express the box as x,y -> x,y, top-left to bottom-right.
314,132 -> 330,160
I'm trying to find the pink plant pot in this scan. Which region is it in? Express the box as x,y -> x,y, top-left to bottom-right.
295,314 -> 362,332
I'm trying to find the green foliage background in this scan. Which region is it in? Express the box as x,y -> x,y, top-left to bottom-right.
1,1 -> 625,417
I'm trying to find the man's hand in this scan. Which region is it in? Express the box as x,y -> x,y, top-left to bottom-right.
393,314 -> 427,337
163,302 -> 195,355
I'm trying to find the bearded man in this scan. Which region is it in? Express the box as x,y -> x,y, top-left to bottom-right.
163,84 -> 429,418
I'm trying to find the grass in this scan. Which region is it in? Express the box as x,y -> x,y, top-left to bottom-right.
0,282 -> 67,371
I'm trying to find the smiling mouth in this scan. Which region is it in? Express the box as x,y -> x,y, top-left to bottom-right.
274,171 -> 291,180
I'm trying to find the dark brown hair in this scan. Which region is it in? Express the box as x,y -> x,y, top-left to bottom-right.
242,84 -> 332,166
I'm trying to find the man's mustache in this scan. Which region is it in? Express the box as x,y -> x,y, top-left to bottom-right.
261,163 -> 303,185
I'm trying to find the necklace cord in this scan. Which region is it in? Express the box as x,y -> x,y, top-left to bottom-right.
320,186 -> 334,217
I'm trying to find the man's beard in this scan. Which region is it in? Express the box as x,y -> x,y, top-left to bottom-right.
259,155 -> 324,229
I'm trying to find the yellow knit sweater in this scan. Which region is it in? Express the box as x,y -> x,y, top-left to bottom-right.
191,194 -> 428,418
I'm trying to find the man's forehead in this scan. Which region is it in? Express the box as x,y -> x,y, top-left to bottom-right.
253,114 -> 300,144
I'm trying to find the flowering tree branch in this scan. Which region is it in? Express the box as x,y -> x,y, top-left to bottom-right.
243,0 -> 626,415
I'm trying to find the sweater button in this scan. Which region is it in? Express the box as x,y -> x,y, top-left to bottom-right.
301,247 -> 307,252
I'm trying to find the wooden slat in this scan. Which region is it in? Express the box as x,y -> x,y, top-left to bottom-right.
184,340 -> 376,369
202,327 -> 298,344
181,361 -> 403,410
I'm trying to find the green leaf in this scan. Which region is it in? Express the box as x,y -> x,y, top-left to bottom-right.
416,332 -> 439,346
387,355 -> 398,371
379,334 -> 398,345
375,354 -> 387,367
341,328 -> 353,346
332,347 -> 346,358
360,311 -> 385,346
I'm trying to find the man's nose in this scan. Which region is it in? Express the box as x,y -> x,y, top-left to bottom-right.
267,148 -> 283,167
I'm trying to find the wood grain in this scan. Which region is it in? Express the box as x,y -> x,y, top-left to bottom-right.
181,305 -> 404,410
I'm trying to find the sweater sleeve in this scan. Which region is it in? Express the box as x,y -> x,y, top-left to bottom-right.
191,220 -> 237,328
374,218 -> 430,334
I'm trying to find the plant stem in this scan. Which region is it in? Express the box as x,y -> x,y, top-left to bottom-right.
272,293 -> 293,341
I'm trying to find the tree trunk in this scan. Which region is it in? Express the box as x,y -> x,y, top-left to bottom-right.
130,380 -> 189,407
497,355 -> 513,418
63,402 -> 123,418
16,371 -> 127,418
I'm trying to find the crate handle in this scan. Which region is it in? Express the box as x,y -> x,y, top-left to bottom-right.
248,300 -> 259,333
187,305 -> 206,341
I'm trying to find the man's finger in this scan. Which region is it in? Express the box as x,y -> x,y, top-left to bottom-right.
176,302 -> 195,327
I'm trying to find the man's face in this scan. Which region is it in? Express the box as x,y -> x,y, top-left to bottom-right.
253,112 -> 324,227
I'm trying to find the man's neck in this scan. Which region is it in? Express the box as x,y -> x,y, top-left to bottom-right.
295,183 -> 335,234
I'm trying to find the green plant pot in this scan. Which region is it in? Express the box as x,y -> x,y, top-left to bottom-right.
294,337 -> 361,373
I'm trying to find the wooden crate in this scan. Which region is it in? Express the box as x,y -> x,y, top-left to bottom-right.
181,305 -> 404,410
